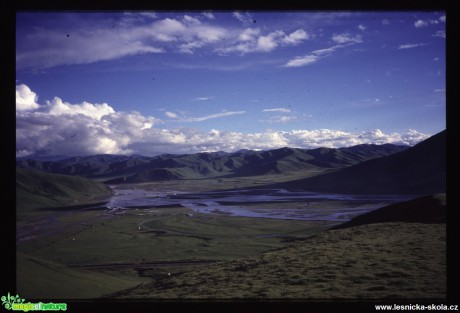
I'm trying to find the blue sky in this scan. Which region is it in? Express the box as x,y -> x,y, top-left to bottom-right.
16,11 -> 446,156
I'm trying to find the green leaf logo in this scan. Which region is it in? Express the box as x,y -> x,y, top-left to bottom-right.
1,293 -> 25,310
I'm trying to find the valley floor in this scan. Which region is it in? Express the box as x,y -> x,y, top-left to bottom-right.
16,180 -> 446,300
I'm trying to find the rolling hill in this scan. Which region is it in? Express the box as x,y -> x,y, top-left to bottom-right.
16,167 -> 113,211
268,130 -> 446,195
16,144 -> 408,183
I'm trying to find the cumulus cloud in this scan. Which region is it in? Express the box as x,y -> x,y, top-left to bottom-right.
16,84 -> 162,156
16,84 -> 40,111
414,18 -> 440,28
183,15 -> 201,25
218,28 -> 309,54
202,12 -> 215,20
16,85 -> 431,157
282,29 -> 309,45
358,24 -> 366,31
414,20 -> 429,28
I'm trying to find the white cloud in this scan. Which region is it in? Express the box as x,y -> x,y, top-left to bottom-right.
46,97 -> 115,120
17,13 -> 312,68
238,28 -> 260,41
16,84 -> 162,156
414,20 -> 429,28
433,30 -> 446,39
434,88 -> 445,92
202,12 -> 215,20
282,29 -> 309,45
17,24 -> 165,70
180,111 -> 246,122
16,85 -> 431,157
439,15 -> 446,23
257,31 -> 283,52
192,97 -> 213,101
263,108 -> 291,113
285,55 -> 319,68
415,19 -> 440,28
264,116 -> 298,124
165,111 -> 178,118
219,28 -> 309,54
358,24 -> 366,31
233,12 -> 254,26
398,43 -> 430,49
284,43 -> 352,68
382,19 -> 390,25
16,84 -> 40,111
332,32 -> 362,44
16,15 -> 231,69
183,15 -> 201,25
138,12 -> 158,19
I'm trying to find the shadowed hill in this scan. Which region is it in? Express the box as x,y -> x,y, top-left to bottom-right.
16,167 -> 113,211
268,130 -> 446,195
331,194 -> 446,230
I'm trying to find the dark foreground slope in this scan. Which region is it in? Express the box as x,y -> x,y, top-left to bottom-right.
114,222 -> 445,299
16,167 -> 113,211
331,193 -> 446,230
270,130 -> 446,195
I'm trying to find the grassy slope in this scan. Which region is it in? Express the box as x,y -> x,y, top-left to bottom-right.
16,167 -> 113,212
115,222 -> 445,299
17,252 -> 146,299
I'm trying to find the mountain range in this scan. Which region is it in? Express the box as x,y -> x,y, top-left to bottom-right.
16,130 -> 446,195
17,143 -> 408,183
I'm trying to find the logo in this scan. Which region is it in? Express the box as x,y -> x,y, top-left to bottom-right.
1,293 -> 67,312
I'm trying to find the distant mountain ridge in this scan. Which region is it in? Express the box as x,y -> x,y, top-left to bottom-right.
16,144 -> 408,183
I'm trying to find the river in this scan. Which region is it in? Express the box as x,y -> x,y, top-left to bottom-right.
103,186 -> 413,222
